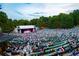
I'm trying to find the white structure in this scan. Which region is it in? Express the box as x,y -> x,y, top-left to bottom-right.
14,25 -> 37,33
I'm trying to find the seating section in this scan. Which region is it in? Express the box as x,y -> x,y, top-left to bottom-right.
1,27 -> 79,56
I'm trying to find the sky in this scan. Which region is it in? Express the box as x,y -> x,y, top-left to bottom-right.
0,3 -> 79,20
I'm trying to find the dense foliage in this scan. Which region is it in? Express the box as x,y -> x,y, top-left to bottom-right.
0,9 -> 79,33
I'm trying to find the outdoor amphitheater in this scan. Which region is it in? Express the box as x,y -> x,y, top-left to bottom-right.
0,27 -> 79,56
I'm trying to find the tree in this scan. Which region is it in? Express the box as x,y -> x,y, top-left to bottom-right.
0,11 -> 9,32
0,11 -> 8,26
17,19 -> 30,25
0,11 -> 15,33
53,16 -> 61,28
58,13 -> 74,28
30,19 -> 38,26
1,9 -> 79,32
70,9 -> 79,26
37,16 -> 48,28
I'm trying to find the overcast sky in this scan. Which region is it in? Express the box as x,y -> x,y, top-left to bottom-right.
0,3 -> 79,20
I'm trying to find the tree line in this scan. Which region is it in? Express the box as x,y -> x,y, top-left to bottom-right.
0,9 -> 79,33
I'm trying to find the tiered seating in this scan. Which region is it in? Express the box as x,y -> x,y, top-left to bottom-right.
2,27 -> 79,56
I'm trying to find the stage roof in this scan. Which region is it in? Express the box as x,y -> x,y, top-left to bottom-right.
17,25 -> 35,29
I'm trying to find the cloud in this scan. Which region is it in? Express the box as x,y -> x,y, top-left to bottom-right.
17,3 -> 75,18
14,10 -> 23,15
1,3 -> 79,20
